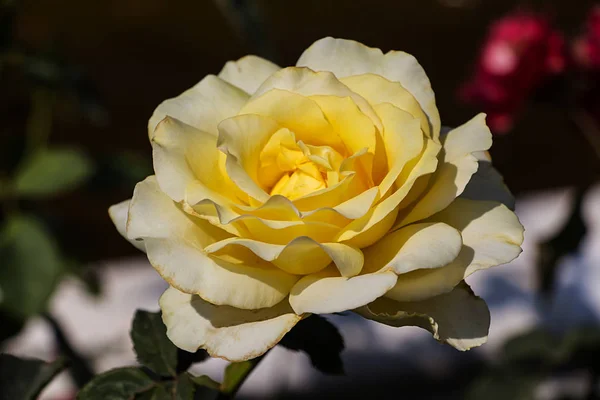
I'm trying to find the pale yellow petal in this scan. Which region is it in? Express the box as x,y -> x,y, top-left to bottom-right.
218,55 -> 280,94
108,199 -> 145,252
126,176 -> 298,310
205,236 -> 363,277
362,222 -> 462,275
395,114 -> 492,228
356,282 -> 489,351
341,74 -> 431,140
289,266 -> 397,314
374,103 -> 424,196
148,75 -> 249,137
336,139 -> 441,248
217,114 -> 284,202
297,37 -> 440,137
152,117 -> 235,203
252,67 -> 383,132
239,89 -> 343,150
160,286 -> 301,361
309,95 -> 377,182
386,198 -> 524,302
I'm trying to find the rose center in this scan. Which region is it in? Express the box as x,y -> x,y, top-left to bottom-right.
258,128 -> 344,199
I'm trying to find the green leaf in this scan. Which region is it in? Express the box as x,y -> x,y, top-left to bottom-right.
14,147 -> 93,197
0,354 -> 67,400
279,315 -> 345,375
77,367 -> 154,400
188,374 -> 220,391
0,215 -> 64,318
221,360 -> 259,395
130,310 -> 178,377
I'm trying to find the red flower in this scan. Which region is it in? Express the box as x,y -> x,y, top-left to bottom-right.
573,6 -> 600,70
460,12 -> 566,134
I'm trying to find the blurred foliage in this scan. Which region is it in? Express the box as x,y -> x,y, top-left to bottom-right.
78,310 -> 222,400
0,354 -> 67,400
467,326 -> 600,399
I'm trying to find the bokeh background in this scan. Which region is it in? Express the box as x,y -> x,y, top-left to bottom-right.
3,0 -> 600,399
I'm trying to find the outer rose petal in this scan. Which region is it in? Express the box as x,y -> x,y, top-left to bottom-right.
395,113 -> 492,228
160,286 -> 301,361
289,266 -> 397,314
385,198 -> 524,302
126,176 -> 299,310
218,55 -> 281,94
362,222 -> 462,275
148,75 -> 248,137
297,37 -> 440,138
461,151 -> 515,209
355,282 -> 490,351
152,117 -> 236,203
108,199 -> 145,252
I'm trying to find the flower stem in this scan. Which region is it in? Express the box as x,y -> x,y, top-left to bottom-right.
217,353 -> 267,399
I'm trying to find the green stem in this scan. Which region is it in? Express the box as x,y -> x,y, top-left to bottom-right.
217,353 -> 267,399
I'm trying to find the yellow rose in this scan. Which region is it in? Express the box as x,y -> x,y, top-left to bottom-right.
109,37 -> 524,361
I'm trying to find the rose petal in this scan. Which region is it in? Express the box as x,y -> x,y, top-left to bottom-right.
385,198 -> 524,302
206,236 -> 363,277
341,74 -> 432,140
335,139 -> 441,248
127,176 -> 298,309
252,67 -> 383,132
152,116 -> 236,203
374,103 -> 424,196
356,282 -> 490,351
108,199 -> 145,252
289,266 -> 397,314
148,75 -> 248,137
218,55 -> 280,94
160,286 -> 301,361
362,222 -> 462,275
297,37 -> 440,137
395,113 -> 492,228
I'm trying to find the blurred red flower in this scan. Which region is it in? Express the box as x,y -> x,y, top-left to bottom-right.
460,12 -> 566,134
574,6 -> 600,70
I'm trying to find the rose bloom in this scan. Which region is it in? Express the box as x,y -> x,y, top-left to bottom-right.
460,12 -> 565,133
574,6 -> 600,70
110,38 -> 524,361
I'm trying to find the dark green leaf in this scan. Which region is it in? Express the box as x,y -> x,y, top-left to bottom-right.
77,367 -> 154,400
14,147 -> 93,197
173,373 -> 195,400
279,315 -> 345,375
130,310 -> 178,377
0,215 -> 64,317
0,354 -> 67,400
